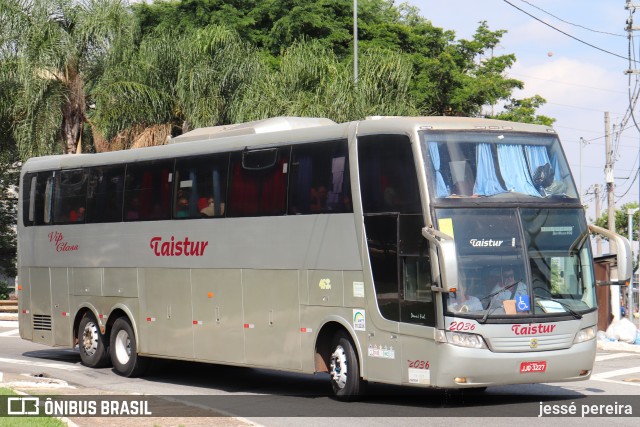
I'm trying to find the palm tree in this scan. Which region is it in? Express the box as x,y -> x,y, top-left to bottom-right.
89,24 -> 265,150
230,39 -> 417,123
0,0 -> 137,158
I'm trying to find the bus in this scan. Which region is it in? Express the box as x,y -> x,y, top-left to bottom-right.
17,116 -> 631,400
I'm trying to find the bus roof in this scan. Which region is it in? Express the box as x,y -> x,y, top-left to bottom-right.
21,116 -> 556,173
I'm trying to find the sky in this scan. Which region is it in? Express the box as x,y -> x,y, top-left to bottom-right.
407,0 -> 640,227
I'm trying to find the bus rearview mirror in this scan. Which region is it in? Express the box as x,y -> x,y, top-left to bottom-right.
588,224 -> 632,286
422,227 -> 458,292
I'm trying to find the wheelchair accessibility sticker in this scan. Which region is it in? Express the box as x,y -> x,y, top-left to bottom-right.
516,295 -> 530,312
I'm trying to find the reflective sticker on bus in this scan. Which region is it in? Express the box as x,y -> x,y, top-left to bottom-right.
319,279 -> 331,290
22,310 -> 29,314
368,345 -> 395,359
300,328 -> 313,333
244,323 -> 255,329
61,312 -> 70,317
408,368 -> 431,384
353,282 -> 364,298
146,317 -> 156,322
353,309 -> 366,331
193,320 -> 203,325
438,218 -> 454,238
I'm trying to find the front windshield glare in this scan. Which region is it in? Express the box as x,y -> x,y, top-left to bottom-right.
421,131 -> 578,199
439,208 -> 595,318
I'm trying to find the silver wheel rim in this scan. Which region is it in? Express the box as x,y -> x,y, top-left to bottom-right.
82,321 -> 99,357
114,329 -> 131,365
330,344 -> 348,389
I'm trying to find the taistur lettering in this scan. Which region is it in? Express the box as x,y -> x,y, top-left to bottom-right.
469,238 -> 504,247
150,236 -> 209,257
512,324 -> 556,335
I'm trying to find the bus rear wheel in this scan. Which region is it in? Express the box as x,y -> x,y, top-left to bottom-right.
109,317 -> 148,377
78,313 -> 110,368
329,331 -> 364,401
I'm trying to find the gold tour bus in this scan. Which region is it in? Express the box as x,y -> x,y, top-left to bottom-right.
17,116 -> 631,400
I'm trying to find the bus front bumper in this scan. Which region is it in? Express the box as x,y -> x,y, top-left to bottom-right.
431,339 -> 596,388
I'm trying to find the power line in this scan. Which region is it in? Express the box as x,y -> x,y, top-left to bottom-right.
517,0 -> 627,37
503,0 -> 637,63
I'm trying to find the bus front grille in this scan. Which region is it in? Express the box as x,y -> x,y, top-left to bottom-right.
33,314 -> 52,331
487,333 -> 574,352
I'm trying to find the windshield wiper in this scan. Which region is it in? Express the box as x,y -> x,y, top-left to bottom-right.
477,280 -> 522,324
537,297 -> 583,319
533,286 -> 583,319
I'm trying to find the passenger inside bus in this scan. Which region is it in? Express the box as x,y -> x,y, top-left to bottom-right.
175,196 -> 190,218
199,196 -> 224,217
310,185 -> 328,212
447,277 -> 483,313
125,197 -> 140,220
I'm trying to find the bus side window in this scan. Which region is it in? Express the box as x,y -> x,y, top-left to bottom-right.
27,171 -> 54,226
22,173 -> 36,226
174,154 -> 229,219
86,165 -> 125,223
53,169 -> 88,224
124,160 -> 173,222
227,148 -> 289,217
288,140 -> 351,215
358,135 -> 421,214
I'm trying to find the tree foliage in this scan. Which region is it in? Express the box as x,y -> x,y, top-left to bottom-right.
494,95 -> 555,126
132,2 -> 527,118
0,0 -> 138,157
593,202 -> 640,240
0,111 -> 18,279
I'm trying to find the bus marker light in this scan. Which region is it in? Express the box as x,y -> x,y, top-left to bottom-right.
454,377 -> 468,384
300,328 -> 313,333
61,312 -> 69,317
207,292 -> 213,298
146,317 -> 156,322
244,324 -> 255,329
193,320 -> 203,325
18,285 -> 22,291
22,310 -> 29,314
98,314 -> 104,319
579,370 -> 590,376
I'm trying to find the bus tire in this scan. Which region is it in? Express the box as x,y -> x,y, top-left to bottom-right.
329,331 -> 363,401
78,313 -> 110,368
109,317 -> 148,377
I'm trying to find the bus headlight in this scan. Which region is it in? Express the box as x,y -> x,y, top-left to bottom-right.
574,326 -> 596,344
444,331 -> 487,349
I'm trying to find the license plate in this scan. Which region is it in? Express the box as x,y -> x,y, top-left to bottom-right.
520,361 -> 547,373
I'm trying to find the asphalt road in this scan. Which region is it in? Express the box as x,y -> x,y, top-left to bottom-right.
1,320 -> 640,427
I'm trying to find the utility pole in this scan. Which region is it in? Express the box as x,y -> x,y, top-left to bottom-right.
595,184 -> 602,256
628,209 -> 638,321
605,111 -> 621,320
353,0 -> 358,83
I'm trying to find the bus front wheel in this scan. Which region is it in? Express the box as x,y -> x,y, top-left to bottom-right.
78,314 -> 110,368
109,317 -> 148,377
329,331 -> 364,401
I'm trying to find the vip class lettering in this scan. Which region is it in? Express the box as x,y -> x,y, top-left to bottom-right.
48,231 -> 79,252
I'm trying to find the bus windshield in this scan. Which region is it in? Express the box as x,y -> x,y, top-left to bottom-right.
436,208 -> 596,320
420,131 -> 578,200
